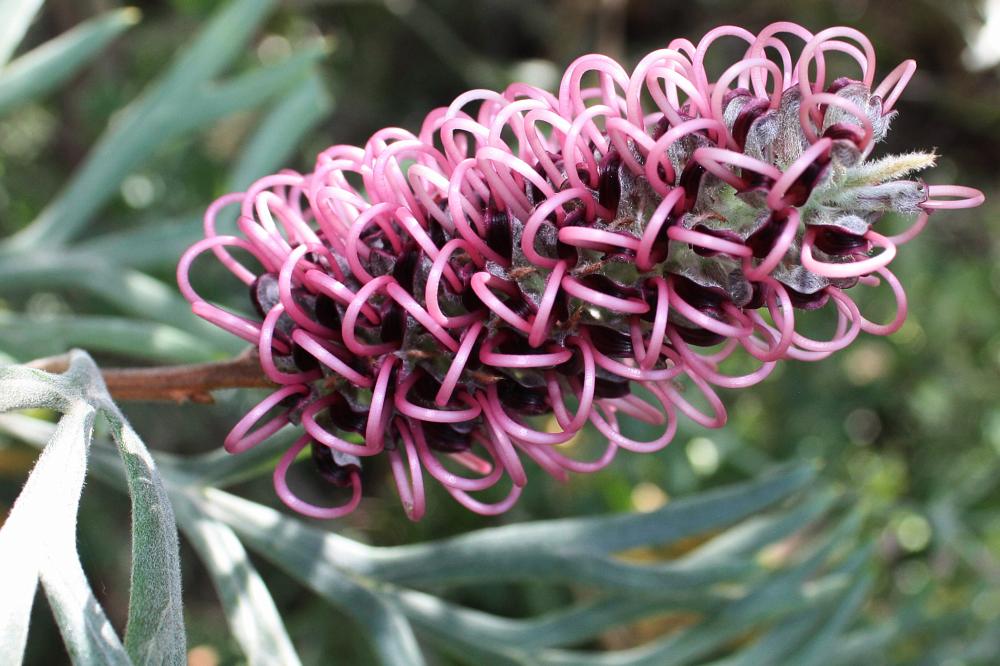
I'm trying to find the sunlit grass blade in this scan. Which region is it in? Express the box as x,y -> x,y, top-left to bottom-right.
0,7 -> 139,115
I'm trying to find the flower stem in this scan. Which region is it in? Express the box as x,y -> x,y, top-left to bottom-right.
26,347 -> 274,403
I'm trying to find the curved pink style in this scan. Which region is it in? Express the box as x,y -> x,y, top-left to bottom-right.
178,22 -> 983,521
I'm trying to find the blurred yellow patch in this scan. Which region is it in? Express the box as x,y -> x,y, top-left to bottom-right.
630,482 -> 668,513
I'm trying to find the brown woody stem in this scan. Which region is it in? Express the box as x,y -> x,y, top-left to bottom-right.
26,347 -> 274,404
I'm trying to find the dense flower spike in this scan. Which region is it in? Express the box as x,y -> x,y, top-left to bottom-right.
178,23 -> 983,520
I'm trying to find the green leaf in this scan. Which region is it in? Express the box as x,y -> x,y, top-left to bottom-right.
788,569 -> 874,666
390,499 -> 845,658
229,72 -> 333,189
44,72 -> 332,275
0,352 -> 186,664
363,463 -> 816,583
0,258 -> 242,353
1,411 -> 297,665
826,623 -> 900,666
174,44 -> 327,137
0,312 -> 218,364
203,484 -> 756,590
70,214 -> 202,271
176,425 -> 297,488
701,560 -> 870,666
172,495 -> 301,666
0,406 -> 87,664
0,0 -> 45,66
536,518 -> 864,666
147,0 -> 276,107
682,489 -> 838,563
3,0 -> 280,251
0,384 -> 132,664
0,8 -> 139,114
195,488 -> 427,666
100,406 -> 185,665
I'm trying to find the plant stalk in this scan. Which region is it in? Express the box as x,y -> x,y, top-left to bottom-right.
26,347 -> 273,403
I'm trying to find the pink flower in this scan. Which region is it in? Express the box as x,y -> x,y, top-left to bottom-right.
178,23 -> 983,520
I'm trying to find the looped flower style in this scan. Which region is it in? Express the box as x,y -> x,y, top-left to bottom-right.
178,23 -> 983,520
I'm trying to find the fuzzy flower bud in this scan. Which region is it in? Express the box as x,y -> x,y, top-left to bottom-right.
178,23 -> 983,520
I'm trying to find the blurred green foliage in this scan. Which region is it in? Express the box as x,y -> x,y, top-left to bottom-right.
1,0 -> 999,664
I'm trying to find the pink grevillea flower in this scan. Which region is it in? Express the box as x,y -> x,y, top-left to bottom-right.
178,23 -> 983,521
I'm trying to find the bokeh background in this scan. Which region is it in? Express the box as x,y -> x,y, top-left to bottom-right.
1,0 -> 999,663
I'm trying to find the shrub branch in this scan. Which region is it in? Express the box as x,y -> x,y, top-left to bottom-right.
26,347 -> 273,403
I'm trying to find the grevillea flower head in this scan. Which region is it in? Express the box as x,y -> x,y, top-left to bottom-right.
178,23 -> 983,520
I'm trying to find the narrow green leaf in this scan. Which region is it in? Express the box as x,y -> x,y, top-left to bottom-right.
99,404 -> 185,665
178,426 -> 298,488
0,353 -> 187,664
681,489 -> 838,564
0,361 -> 79,411
536,512 -> 864,666
1,413 -> 294,663
0,312 -> 218,364
175,45 -> 327,137
197,465 -> 816,589
0,412 -> 58,445
701,610 -> 828,666
0,402 -> 132,665
41,538 -> 134,666
196,488 -> 426,666
379,547 -> 753,590
369,464 -> 815,582
71,214 -> 202,271
172,495 -> 301,666
0,8 -> 139,114
4,0 -> 279,251
391,492 -> 837,654
26,70 -> 331,275
148,0 -> 276,106
394,586 -> 709,660
230,72 -> 332,189
0,0 -> 45,66
0,258 -> 242,353
788,570 -> 874,666
0,408 -> 83,665
826,623 -> 900,666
